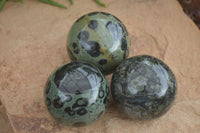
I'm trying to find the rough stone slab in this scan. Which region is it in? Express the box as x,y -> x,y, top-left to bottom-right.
0,0 -> 200,132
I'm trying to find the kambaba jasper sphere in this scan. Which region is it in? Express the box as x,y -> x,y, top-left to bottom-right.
44,61 -> 110,127
111,55 -> 177,120
67,12 -> 131,74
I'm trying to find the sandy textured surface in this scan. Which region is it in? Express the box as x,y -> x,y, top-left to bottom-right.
0,0 -> 200,132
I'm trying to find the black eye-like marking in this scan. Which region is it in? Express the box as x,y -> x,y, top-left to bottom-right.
76,98 -> 88,106
78,31 -> 90,41
77,108 -> 87,116
81,41 -> 101,57
65,107 -> 75,116
106,85 -> 110,95
53,97 -> 63,108
73,43 -> 77,49
88,20 -> 98,30
72,98 -> 88,109
87,41 -> 101,57
74,49 -> 79,54
98,89 -> 104,98
72,42 -> 79,54
98,59 -> 107,65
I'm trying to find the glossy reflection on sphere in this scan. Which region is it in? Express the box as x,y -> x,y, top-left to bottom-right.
67,12 -> 130,74
44,61 -> 110,127
111,55 -> 177,120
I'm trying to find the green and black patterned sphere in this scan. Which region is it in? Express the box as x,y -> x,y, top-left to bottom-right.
111,55 -> 177,120
67,12 -> 130,74
44,61 -> 110,126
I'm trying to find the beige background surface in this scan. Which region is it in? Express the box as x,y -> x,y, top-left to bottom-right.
0,0 -> 200,132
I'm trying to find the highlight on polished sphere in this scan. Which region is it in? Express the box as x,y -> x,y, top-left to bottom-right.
111,55 -> 177,120
67,12 -> 131,74
44,61 -> 110,127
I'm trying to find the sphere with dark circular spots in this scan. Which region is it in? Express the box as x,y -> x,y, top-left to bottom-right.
111,55 -> 177,120
67,12 -> 131,74
44,61 -> 110,126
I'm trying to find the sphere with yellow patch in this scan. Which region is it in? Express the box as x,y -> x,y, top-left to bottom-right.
67,12 -> 131,74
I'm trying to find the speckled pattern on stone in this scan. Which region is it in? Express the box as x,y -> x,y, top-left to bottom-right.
111,55 -> 177,120
67,12 -> 130,74
44,61 -> 110,126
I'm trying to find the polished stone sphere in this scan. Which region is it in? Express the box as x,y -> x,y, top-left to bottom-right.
44,61 -> 110,126
67,12 -> 130,74
111,55 -> 177,120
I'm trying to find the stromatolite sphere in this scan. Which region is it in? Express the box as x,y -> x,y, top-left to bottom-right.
111,55 -> 177,120
44,61 -> 110,126
67,12 -> 130,74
